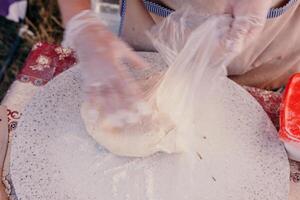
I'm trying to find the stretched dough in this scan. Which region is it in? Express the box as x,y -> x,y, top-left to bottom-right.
80,15 -> 233,157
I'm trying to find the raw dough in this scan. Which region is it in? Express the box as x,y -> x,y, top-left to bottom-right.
81,12 -> 232,157
81,102 -> 184,157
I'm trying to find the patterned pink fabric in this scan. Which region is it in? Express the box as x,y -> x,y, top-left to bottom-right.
244,86 -> 282,129
17,42 -> 76,86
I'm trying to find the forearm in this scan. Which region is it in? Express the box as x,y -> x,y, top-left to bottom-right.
122,0 -> 156,50
58,0 -> 91,26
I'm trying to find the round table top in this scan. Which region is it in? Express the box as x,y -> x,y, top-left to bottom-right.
10,52 -> 290,200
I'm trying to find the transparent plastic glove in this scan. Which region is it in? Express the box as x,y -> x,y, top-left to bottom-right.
225,0 -> 272,54
149,0 -> 272,67
63,10 -> 153,129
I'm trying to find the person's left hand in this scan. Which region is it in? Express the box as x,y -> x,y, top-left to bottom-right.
63,10 -> 177,136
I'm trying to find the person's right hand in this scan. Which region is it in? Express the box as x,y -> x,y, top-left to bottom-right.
176,0 -> 273,50
219,0 -> 272,53
63,10 -> 154,130
149,0 -> 273,70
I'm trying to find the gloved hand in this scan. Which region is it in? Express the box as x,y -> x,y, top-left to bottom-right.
192,0 -> 273,51
221,0 -> 272,53
149,0 -> 273,66
63,10 -> 153,130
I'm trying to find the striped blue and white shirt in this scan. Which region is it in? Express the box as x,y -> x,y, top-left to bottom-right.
119,0 -> 299,34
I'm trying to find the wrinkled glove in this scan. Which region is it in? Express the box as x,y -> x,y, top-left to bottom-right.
199,0 -> 273,52
149,0 -> 272,67
63,10 -> 153,130
223,0 -> 272,54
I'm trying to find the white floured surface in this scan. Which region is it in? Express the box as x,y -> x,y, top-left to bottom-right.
10,52 -> 289,200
